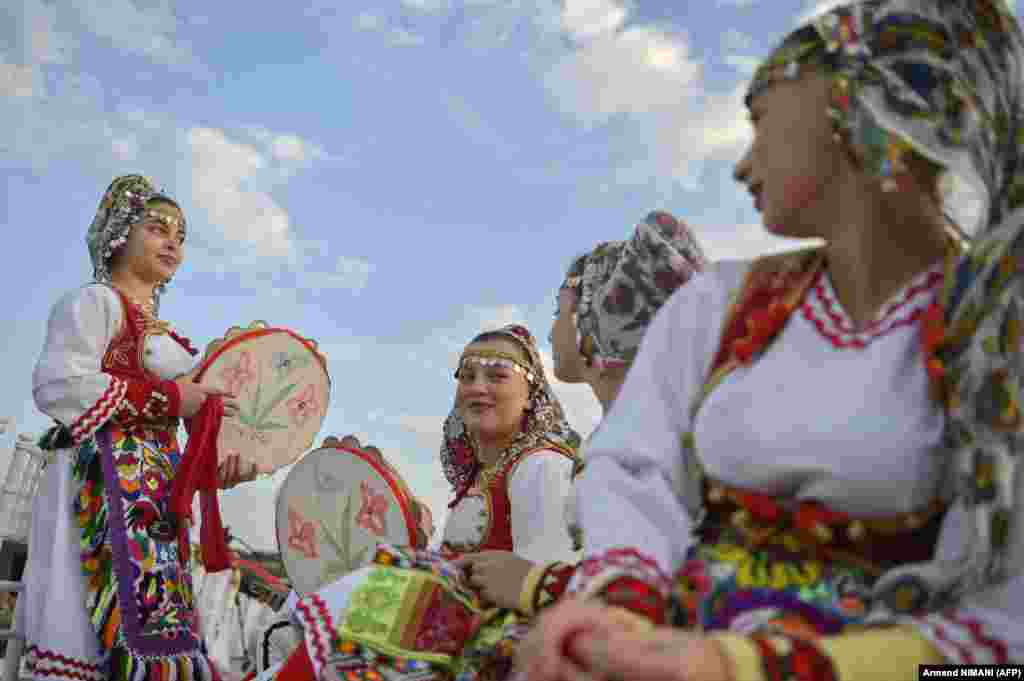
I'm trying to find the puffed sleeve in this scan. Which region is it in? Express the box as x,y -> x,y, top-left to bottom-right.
569,263 -> 741,623
33,284 -> 182,445
507,450 -> 578,565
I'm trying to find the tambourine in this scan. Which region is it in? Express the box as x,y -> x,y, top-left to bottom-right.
193,322 -> 330,474
275,442 -> 419,596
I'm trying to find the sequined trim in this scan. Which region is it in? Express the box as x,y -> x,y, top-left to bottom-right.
455,352 -> 536,383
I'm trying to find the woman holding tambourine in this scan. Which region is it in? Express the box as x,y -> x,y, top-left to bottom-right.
20,175 -> 250,681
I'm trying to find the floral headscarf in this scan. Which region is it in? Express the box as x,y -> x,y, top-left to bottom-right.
748,0 -> 1024,615
86,174 -> 185,309
568,211 -> 707,368
441,324 -> 581,505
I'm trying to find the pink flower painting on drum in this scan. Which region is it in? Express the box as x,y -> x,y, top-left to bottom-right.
288,506 -> 319,559
220,351 -> 256,395
286,384 -> 319,426
355,480 -> 389,536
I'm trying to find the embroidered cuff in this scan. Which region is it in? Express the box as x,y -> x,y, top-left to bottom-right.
750,633 -> 837,681
519,562 -> 578,615
818,626 -> 945,681
911,613 -> 1010,665
519,563 -> 549,615
572,549 -> 671,625
69,377 -> 128,445
535,562 -> 577,613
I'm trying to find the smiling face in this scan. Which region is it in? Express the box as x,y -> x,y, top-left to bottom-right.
455,338 -> 532,447
109,199 -> 186,285
733,70 -> 846,240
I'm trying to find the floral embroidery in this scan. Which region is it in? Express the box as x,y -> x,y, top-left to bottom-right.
286,384 -> 319,426
220,350 -> 256,395
356,480 -> 390,537
288,506 -> 320,559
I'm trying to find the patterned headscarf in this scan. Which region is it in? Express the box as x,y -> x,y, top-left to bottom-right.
568,211 -> 707,368
748,0 -> 1024,615
86,175 -> 185,309
441,324 -> 581,505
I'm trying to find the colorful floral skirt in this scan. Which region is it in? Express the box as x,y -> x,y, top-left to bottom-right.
295,546 -> 528,681
73,422 -> 215,681
671,524 -> 875,636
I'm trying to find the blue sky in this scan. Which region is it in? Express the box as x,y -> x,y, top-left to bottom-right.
3,0 -> 1017,550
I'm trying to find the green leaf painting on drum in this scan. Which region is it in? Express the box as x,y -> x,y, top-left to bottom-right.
313,482 -> 387,584
219,349 -> 321,441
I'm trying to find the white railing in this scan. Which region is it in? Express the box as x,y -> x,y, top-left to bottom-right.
0,433 -> 45,681
0,436 -> 45,544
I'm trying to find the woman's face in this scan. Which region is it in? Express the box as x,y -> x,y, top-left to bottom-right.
455,338 -> 532,446
733,71 -> 845,240
110,200 -> 186,285
549,287 -> 586,383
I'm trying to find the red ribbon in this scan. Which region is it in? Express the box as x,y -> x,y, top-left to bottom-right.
169,396 -> 231,572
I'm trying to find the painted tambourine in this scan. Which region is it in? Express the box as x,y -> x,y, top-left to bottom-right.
276,443 -> 419,596
193,322 -> 330,474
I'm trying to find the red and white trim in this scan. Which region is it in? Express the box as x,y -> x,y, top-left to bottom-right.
914,612 -> 1010,665
23,645 -> 104,681
570,547 -> 672,623
296,594 -> 335,677
68,378 -> 127,445
800,264 -> 942,349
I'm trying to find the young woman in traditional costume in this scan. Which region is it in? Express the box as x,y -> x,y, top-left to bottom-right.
270,324 -> 581,681
19,175 -> 250,681
519,2 -> 1024,680
458,211 -> 707,616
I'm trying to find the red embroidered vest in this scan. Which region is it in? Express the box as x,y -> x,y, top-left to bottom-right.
443,446 -> 576,555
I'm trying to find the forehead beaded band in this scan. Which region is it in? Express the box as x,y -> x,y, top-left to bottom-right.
140,209 -> 187,234
455,350 -> 536,384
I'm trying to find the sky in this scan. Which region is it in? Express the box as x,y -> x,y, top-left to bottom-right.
2,0 -> 1018,551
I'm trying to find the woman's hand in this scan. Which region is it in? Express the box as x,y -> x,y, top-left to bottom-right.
174,376 -> 238,419
217,450 -> 259,490
566,628 -> 733,681
456,550 -> 535,610
516,599 -> 632,681
516,600 -> 733,681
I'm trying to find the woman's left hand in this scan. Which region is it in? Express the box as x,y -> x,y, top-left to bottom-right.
456,550 -> 535,610
564,628 -> 733,681
217,451 -> 259,490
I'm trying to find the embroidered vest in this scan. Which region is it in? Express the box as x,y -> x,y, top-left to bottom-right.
443,446 -> 577,555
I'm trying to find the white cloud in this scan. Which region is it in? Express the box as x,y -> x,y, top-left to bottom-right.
270,134 -> 315,163
722,54 -> 760,75
543,24 -> 701,125
795,0 -> 856,25
698,222 -> 820,261
722,28 -> 754,52
307,256 -> 375,292
352,10 -> 425,47
400,0 -> 453,13
716,0 -> 759,5
187,127 -> 295,257
71,0 -> 191,64
561,0 -> 628,40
